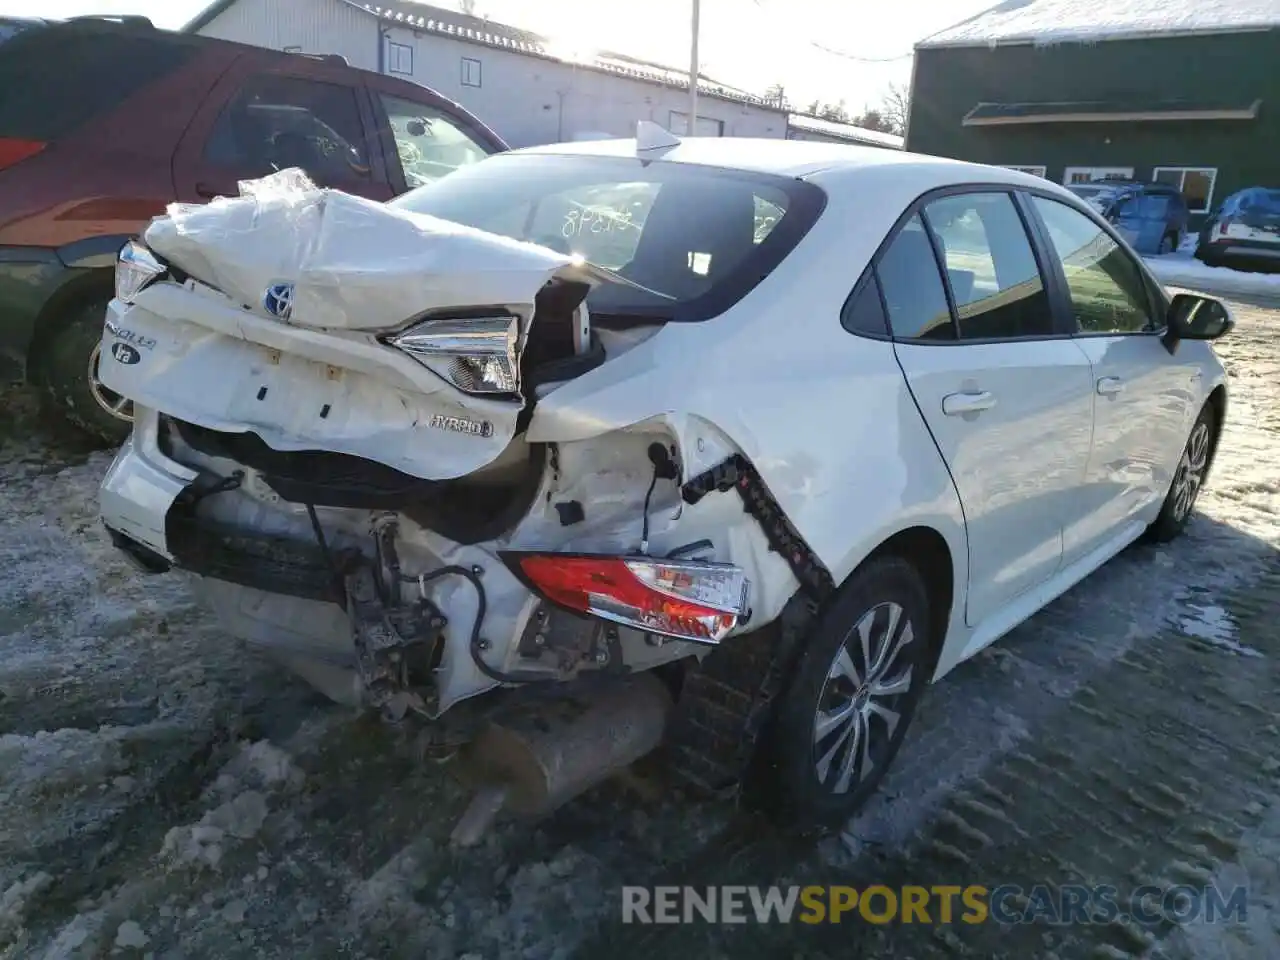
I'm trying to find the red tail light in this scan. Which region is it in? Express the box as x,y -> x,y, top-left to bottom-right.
0,137 -> 46,172
504,553 -> 750,644
1218,216 -> 1234,236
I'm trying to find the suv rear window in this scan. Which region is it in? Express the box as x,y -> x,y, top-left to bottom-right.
0,22 -> 196,141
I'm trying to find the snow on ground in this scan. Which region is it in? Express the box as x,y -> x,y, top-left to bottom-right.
1146,250 -> 1280,299
0,300 -> 1278,958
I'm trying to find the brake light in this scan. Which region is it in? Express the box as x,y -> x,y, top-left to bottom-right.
505,553 -> 750,644
1218,216 -> 1234,236
0,137 -> 45,171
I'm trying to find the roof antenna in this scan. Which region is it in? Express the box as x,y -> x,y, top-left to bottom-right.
635,120 -> 681,154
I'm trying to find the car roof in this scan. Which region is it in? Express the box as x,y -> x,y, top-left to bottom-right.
511,135 -> 1061,191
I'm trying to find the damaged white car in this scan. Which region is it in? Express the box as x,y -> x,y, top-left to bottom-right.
98,126 -> 1232,838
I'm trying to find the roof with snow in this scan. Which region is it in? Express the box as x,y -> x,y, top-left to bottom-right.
786,113 -> 905,149
918,0 -> 1280,49
184,0 -> 782,110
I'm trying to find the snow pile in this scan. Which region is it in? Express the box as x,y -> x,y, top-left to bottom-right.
921,0 -> 1280,47
160,739 -> 302,872
1145,251 -> 1280,298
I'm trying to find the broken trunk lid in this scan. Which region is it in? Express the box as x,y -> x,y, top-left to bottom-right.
101,170 -> 614,483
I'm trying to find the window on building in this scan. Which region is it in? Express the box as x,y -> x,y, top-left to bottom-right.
378,93 -> 490,189
876,215 -> 955,340
1031,196 -> 1154,335
1063,166 -> 1134,185
461,56 -> 482,87
203,74 -> 370,186
924,192 -> 1053,340
386,40 -> 413,75
1152,167 -> 1217,214
1002,165 -> 1047,178
668,111 -> 724,136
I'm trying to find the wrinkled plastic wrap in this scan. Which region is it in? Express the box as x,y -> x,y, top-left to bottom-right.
143,169 -> 581,332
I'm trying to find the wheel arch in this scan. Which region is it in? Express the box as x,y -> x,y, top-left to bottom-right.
1204,383 -> 1228,478
839,524 -> 958,685
26,266 -> 115,385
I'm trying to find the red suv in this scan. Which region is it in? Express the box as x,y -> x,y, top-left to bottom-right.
0,15 -> 507,441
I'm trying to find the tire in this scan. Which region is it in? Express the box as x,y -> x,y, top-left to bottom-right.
1148,404 -> 1216,543
758,554 -> 933,828
37,297 -> 132,445
1158,233 -> 1176,255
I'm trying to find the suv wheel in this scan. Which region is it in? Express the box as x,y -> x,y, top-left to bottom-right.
760,555 -> 932,828
39,298 -> 132,445
1158,234 -> 1176,255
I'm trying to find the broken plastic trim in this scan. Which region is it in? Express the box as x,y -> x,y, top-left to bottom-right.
682,454 -> 835,603
500,552 -> 750,645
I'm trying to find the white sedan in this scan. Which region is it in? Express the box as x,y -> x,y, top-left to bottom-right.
97,128 -> 1230,833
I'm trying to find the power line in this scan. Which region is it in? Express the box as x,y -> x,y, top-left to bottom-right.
747,0 -> 915,62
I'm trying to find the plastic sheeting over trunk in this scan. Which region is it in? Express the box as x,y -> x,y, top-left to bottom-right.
143,168 -> 586,332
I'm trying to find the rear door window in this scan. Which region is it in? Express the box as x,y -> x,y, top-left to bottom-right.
203,74 -> 372,187
876,215 -> 955,340
0,23 -> 196,141
924,192 -> 1054,340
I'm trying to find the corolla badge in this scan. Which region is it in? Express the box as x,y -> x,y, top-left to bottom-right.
110,342 -> 141,365
263,282 -> 295,321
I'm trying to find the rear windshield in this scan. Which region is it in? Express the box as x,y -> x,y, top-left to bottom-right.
389,152 -> 826,322
0,21 -> 197,141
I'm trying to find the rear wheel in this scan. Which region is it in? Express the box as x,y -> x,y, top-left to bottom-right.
38,297 -> 132,445
760,555 -> 932,828
1148,404 -> 1216,542
1158,233 -> 1176,255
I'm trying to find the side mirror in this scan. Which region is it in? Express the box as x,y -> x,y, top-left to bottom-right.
1164,293 -> 1233,349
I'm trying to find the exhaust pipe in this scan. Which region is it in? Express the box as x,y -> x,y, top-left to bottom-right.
450,673 -> 672,846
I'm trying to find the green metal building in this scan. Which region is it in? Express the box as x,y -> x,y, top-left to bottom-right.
906,0 -> 1280,226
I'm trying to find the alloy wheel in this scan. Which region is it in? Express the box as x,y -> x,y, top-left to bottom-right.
87,342 -> 135,423
1170,420 -> 1211,522
812,601 -> 916,795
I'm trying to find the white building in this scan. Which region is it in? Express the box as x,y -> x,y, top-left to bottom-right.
786,112 -> 904,150
185,0 -> 791,146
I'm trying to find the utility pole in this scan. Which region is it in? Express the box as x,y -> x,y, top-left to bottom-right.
687,0 -> 700,134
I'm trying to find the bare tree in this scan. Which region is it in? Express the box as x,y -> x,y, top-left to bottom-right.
763,83 -> 788,109
458,0 -> 478,14
881,82 -> 910,136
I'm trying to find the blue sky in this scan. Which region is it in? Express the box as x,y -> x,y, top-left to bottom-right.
0,0 -> 994,109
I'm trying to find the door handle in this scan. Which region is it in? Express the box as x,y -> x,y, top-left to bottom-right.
194,182 -> 220,200
941,391 -> 996,416
1096,376 -> 1125,397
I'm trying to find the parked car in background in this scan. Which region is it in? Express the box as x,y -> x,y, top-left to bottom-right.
1196,187 -> 1280,269
1065,180 -> 1189,256
0,14 -> 505,441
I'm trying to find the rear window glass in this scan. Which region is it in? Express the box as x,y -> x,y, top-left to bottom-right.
390,152 -> 826,323
0,24 -> 196,141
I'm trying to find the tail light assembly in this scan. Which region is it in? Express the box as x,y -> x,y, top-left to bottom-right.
385,314 -> 520,397
115,240 -> 167,304
0,137 -> 45,172
502,552 -> 751,645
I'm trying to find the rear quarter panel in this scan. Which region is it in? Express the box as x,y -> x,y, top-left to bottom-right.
0,44 -> 240,248
528,161 -> 972,650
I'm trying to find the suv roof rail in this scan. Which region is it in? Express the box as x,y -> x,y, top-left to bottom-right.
63,14 -> 155,27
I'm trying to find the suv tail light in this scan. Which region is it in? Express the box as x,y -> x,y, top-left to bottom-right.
0,137 -> 45,171
503,553 -> 750,645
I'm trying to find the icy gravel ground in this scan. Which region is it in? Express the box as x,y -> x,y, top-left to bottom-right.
0,302 -> 1278,959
